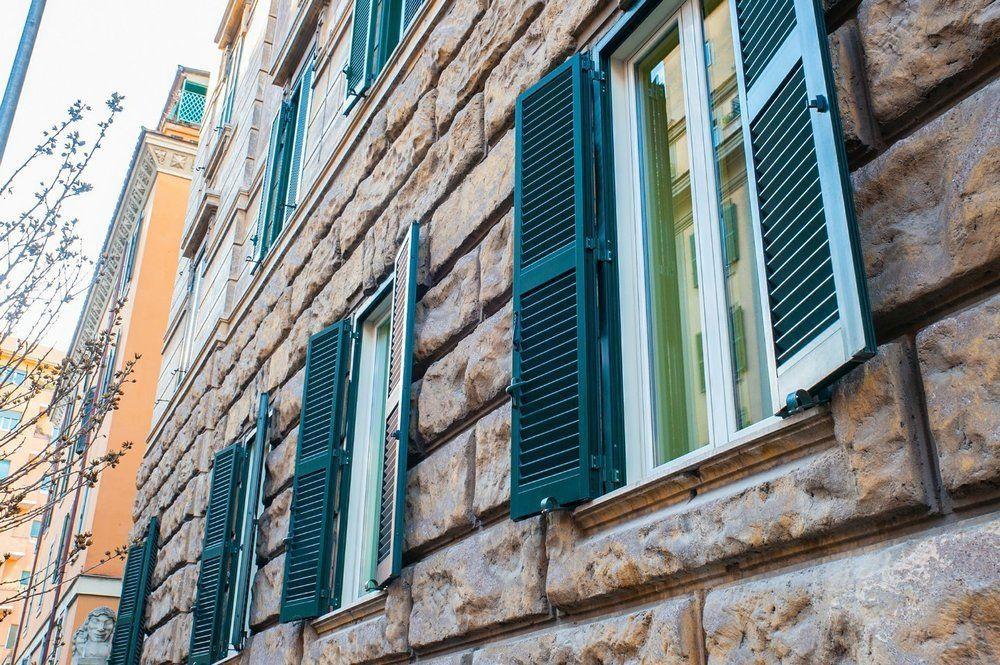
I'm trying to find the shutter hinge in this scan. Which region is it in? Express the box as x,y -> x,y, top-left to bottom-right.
597,239 -> 614,263
780,387 -> 831,417
590,455 -> 601,470
592,69 -> 606,83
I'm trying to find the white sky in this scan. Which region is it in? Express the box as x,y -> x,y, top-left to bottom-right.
0,0 -> 226,352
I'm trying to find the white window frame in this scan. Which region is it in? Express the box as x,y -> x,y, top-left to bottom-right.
338,290 -> 392,609
608,0 -> 779,485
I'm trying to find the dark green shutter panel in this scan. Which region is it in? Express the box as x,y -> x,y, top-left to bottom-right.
402,0 -> 424,28
254,113 -> 282,262
109,517 -> 158,665
284,60 -> 314,218
189,445 -> 246,664
229,392 -> 270,650
345,0 -> 374,106
509,54 -> 602,520
734,0 -> 874,409
279,320 -> 352,621
372,222 -> 419,588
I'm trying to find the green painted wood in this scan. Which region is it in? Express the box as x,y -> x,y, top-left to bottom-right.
229,392 -> 270,650
346,0 -> 374,106
188,445 -> 246,664
733,0 -> 874,404
255,112 -> 283,262
108,517 -> 159,665
402,0 -> 424,28
285,59 -> 314,220
279,320 -> 353,621
510,54 -> 603,520
373,222 -> 419,588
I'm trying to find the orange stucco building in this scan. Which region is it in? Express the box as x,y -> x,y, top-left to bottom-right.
11,68 -> 206,665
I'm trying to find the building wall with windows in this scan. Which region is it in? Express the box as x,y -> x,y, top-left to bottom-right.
130,0 -> 998,663
11,69 -> 204,665
0,345 -> 61,665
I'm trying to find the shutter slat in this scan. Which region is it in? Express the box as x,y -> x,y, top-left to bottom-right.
734,0 -> 874,408
108,518 -> 158,665
279,320 -> 352,621
372,222 -> 420,588
510,54 -> 602,521
346,0 -> 374,104
285,60 -> 314,217
188,445 -> 246,664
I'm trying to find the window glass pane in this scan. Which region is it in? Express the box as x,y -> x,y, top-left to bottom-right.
0,410 -> 21,431
360,317 -> 391,586
702,0 -> 772,428
0,460 -> 9,479
636,26 -> 710,465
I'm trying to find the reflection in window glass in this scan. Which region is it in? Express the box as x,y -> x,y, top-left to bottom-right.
636,24 -> 710,465
702,0 -> 772,428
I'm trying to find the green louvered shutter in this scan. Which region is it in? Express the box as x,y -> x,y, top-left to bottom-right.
279,320 -> 353,621
189,445 -> 246,664
509,54 -> 603,520
108,517 -> 158,665
733,0 -> 874,411
345,0 -> 374,107
254,112 -> 283,262
229,392 -> 270,650
372,222 -> 419,588
284,60 -> 314,219
402,0 -> 424,28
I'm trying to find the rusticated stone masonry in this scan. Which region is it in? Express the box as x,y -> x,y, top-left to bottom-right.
131,0 -> 999,663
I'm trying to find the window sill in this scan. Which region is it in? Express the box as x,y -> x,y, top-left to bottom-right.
212,652 -> 242,665
573,407 -> 834,531
312,591 -> 387,635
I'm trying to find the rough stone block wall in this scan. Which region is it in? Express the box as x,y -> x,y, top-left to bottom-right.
132,0 -> 999,662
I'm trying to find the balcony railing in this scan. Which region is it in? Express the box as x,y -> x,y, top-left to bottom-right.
169,81 -> 207,125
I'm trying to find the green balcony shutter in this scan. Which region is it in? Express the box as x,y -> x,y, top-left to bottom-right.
279,320 -> 353,621
254,113 -> 282,262
733,0 -> 874,411
402,0 -> 424,29
284,60 -> 314,219
346,0 -> 374,106
229,392 -> 270,650
189,445 -> 246,664
509,54 -> 602,520
372,222 -> 419,588
108,517 -> 158,665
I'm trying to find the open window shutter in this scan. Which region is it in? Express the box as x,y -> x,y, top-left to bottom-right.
284,60 -> 314,219
370,222 -> 419,588
345,0 -> 374,105
108,517 -> 158,665
732,0 -> 874,412
279,320 -> 352,621
189,445 -> 246,664
254,113 -> 282,262
229,392 -> 270,650
402,0 -> 424,29
509,54 -> 602,520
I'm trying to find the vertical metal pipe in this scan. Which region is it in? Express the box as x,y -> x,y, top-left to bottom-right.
0,0 -> 48,166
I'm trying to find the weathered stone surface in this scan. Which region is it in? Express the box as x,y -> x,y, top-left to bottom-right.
704,517 -> 1000,663
472,595 -> 700,664
858,0 -> 1000,127
154,517 -> 204,586
482,0 -> 604,140
418,305 -> 513,441
828,20 -> 880,161
409,518 -> 548,648
918,293 -> 1000,499
428,131 -> 514,278
473,402 -> 512,517
479,210 -> 513,310
832,340 -> 929,513
415,248 -> 481,363
258,486 -> 292,559
547,344 -> 931,609
302,569 -> 413,664
141,612 -> 192,665
854,78 -> 1000,325
274,367 -> 305,436
405,427 -> 475,552
250,553 -> 285,628
160,472 -> 210,540
245,621 -> 303,665
435,0 -> 545,132
265,428 -> 297,501
147,563 -> 198,629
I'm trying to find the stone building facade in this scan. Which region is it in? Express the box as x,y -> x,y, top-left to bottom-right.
125,0 -> 998,663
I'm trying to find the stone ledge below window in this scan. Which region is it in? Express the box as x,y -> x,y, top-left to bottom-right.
312,590 -> 387,636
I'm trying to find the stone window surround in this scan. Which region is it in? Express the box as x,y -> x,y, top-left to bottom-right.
144,0 -> 448,458
312,588 -> 388,635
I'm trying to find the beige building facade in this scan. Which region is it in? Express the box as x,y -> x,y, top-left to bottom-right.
127,0 -> 998,663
